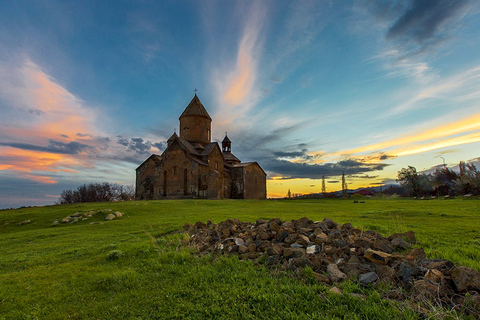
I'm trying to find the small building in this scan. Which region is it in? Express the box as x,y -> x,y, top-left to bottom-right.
355,189 -> 375,196
135,94 -> 266,200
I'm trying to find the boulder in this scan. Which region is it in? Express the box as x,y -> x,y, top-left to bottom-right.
359,272 -> 378,286
391,237 -> 410,250
451,266 -> 480,292
105,213 -> 116,221
388,231 -> 416,244
364,249 -> 391,265
327,263 -> 347,283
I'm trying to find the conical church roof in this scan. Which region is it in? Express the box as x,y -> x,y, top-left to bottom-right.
179,94 -> 212,120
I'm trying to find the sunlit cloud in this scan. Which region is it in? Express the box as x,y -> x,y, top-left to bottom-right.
0,59 -> 157,185
212,3 -> 266,128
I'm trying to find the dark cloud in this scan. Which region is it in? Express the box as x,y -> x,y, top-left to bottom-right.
273,149 -> 309,159
116,136 -> 165,155
386,0 -> 470,42
76,132 -> 92,138
0,139 -> 91,154
368,0 -> 472,59
349,174 -> 379,179
264,158 -> 390,180
328,180 -> 339,184
60,134 -> 69,138
28,108 -> 44,116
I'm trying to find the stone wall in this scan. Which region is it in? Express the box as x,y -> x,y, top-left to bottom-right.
243,163 -> 266,199
180,115 -> 211,145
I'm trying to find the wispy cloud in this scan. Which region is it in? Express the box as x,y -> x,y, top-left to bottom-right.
358,0 -> 474,83
212,2 -> 267,127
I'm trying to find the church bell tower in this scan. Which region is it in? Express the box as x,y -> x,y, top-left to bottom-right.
179,94 -> 212,145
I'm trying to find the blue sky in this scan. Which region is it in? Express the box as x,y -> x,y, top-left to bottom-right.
1,0 -> 480,207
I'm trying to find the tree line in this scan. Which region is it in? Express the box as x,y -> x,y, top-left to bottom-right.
397,161 -> 480,197
58,183 -> 134,204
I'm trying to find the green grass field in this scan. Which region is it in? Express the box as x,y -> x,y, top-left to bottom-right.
1,198 -> 479,319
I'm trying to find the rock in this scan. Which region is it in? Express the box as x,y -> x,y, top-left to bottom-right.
364,249 -> 391,265
221,228 -> 231,238
359,272 -> 378,286
266,245 -> 283,256
62,217 -> 70,223
291,243 -> 303,249
354,238 -> 373,249
194,221 -> 208,230
283,247 -> 305,259
313,272 -> 331,284
341,223 -> 353,230
247,243 -> 257,253
238,245 -> 249,254
234,238 -> 245,246
375,265 -> 396,283
329,287 -> 342,295
424,269 -> 444,283
276,230 -> 290,242
451,266 -> 480,292
388,231 -> 416,244
397,262 -> 422,288
52,220 -> 59,225
18,220 -> 31,226
288,257 -> 313,270
327,263 -> 347,283
114,211 -> 123,218
296,234 -> 310,246
413,279 -> 442,300
421,259 -> 454,272
391,237 -> 410,250
306,245 -> 321,254
373,239 -> 394,254
105,213 -> 116,221
406,248 -> 426,260
266,255 -> 280,266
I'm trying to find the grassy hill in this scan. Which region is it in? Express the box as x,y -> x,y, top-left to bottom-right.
1,198 -> 479,319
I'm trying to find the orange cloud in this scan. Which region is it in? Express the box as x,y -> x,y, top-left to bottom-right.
222,33 -> 256,106
0,60 -> 103,184
305,112 -> 480,164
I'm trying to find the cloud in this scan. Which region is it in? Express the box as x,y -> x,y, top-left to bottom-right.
0,139 -> 92,155
360,0 -> 473,83
386,0 -> 471,44
265,158 -> 390,180
342,112 -> 480,158
116,136 -> 165,155
0,58 -> 166,187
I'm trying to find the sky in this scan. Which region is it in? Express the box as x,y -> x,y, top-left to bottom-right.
1,0 -> 480,208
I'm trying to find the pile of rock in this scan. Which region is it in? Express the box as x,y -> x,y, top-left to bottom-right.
185,217 -> 480,315
58,209 -> 124,224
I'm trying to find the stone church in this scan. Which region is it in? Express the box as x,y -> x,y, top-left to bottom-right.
135,94 -> 266,200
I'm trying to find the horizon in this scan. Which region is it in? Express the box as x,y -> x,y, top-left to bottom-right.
1,1 -> 480,209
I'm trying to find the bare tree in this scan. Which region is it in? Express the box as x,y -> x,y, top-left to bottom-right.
341,172 -> 348,198
321,175 -> 326,196
58,183 -> 135,204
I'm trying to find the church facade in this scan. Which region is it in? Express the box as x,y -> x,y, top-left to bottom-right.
135,94 -> 266,200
